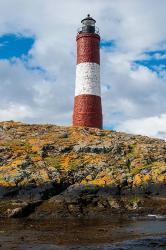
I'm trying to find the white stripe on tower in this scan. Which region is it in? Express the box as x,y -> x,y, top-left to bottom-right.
75,62 -> 100,96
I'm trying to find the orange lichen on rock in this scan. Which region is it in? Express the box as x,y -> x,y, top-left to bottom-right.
61,155 -> 71,170
0,121 -> 165,191
60,153 -> 81,171
28,138 -> 42,153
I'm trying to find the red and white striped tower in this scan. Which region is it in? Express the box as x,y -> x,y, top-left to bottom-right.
73,14 -> 103,129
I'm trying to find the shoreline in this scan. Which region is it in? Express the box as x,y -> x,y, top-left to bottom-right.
0,215 -> 166,249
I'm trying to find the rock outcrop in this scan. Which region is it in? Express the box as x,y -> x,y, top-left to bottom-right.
0,121 -> 165,218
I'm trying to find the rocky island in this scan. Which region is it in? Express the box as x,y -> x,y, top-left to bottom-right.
0,121 -> 165,218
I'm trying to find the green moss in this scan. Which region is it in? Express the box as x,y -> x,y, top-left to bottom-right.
3,139 -> 31,153
44,156 -> 61,169
127,144 -> 136,158
128,196 -> 142,205
68,158 -> 82,170
131,165 -> 151,175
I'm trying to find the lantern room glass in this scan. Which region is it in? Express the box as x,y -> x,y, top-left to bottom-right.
81,15 -> 96,33
82,19 -> 95,27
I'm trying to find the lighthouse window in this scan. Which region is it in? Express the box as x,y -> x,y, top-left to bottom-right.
82,20 -> 95,26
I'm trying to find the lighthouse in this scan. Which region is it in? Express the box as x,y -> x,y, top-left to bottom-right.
73,14 -> 103,129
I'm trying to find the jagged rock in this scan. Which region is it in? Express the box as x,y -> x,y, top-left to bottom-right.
58,131 -> 68,138
0,200 -> 42,218
0,121 -> 165,218
30,184 -> 166,218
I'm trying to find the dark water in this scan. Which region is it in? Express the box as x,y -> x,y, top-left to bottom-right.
0,216 -> 166,249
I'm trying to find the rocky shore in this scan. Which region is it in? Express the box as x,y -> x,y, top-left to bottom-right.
0,121 -> 165,218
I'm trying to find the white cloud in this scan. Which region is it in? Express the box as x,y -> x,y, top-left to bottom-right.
0,59 -> 73,124
117,114 -> 166,139
0,0 -> 165,138
0,103 -> 33,121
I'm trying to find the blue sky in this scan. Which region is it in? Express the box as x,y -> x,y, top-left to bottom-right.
100,40 -> 115,50
0,0 -> 166,139
0,34 -> 34,59
134,50 -> 166,73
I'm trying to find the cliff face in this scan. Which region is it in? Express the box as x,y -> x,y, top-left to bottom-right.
0,121 -> 166,218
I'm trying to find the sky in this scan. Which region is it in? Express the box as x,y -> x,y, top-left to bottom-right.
0,0 -> 166,139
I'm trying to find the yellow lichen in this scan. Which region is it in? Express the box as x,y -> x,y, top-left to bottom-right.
60,153 -> 81,170
31,155 -> 42,162
157,175 -> 165,183
61,155 -> 70,169
1,121 -> 166,190
133,174 -> 142,186
143,174 -> 151,183
86,175 -> 93,181
80,179 -> 87,185
0,180 -> 11,186
11,159 -> 23,167
88,175 -> 112,186
31,144 -> 41,153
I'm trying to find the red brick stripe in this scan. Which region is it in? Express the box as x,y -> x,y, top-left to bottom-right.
73,94 -> 102,128
76,33 -> 100,65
